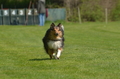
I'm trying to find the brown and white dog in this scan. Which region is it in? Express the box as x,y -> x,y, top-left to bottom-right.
42,23 -> 64,59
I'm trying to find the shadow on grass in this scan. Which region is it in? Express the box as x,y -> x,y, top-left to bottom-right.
29,58 -> 50,61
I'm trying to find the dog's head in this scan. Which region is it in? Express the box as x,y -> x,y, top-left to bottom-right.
49,23 -> 64,40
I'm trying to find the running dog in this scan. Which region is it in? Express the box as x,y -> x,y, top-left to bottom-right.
42,23 -> 64,59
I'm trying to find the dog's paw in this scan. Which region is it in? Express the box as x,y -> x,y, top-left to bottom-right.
57,57 -> 60,60
53,56 -> 60,60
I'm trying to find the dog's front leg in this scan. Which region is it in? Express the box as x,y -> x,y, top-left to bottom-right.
53,52 -> 57,59
57,48 -> 62,59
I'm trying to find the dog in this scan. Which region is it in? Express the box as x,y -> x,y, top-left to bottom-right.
42,23 -> 64,59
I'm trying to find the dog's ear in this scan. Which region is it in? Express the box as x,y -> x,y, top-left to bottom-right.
57,23 -> 61,27
57,23 -> 64,31
50,23 -> 55,29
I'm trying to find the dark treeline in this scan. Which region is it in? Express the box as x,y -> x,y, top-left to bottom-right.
0,0 -> 63,8
0,0 -> 120,22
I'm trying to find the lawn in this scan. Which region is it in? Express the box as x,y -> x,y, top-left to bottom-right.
0,22 -> 120,79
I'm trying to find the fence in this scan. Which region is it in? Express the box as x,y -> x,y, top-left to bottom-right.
0,10 -> 2,25
0,8 -> 66,25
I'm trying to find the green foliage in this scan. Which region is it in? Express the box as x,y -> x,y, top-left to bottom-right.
0,0 -> 63,8
0,22 -> 120,79
81,2 -> 104,22
46,0 -> 63,8
68,16 -> 79,22
67,8 -> 79,22
0,0 -> 30,8
111,1 -> 120,21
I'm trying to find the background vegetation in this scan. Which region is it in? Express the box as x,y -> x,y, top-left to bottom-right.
0,0 -> 120,21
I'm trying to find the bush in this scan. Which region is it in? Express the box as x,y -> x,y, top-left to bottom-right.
111,1 -> 120,21
0,0 -> 30,8
81,3 -> 104,22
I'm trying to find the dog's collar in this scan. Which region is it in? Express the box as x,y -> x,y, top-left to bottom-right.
50,39 -> 62,41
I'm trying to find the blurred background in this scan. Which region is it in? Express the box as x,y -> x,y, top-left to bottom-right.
0,0 -> 120,22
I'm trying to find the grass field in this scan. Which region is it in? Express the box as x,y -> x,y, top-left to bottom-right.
0,22 -> 120,79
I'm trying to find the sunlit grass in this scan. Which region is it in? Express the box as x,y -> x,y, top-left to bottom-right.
0,22 -> 120,79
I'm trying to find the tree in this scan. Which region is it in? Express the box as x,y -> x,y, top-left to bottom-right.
64,0 -> 81,21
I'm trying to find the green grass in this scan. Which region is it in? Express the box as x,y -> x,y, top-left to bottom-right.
0,22 -> 120,79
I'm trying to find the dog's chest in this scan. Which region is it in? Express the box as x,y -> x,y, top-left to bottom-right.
48,40 -> 62,49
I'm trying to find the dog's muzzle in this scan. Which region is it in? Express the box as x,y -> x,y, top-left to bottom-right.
55,33 -> 58,36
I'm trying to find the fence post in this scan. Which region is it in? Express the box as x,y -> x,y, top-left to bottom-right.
78,7 -> 81,24
3,9 -> 10,25
105,8 -> 108,24
1,4 -> 3,25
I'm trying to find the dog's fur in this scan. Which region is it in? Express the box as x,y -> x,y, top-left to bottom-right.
42,23 -> 64,59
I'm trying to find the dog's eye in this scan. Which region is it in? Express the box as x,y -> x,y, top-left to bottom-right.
59,29 -> 62,31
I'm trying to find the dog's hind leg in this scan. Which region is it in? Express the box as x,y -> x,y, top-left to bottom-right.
48,49 -> 54,59
49,55 -> 52,59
